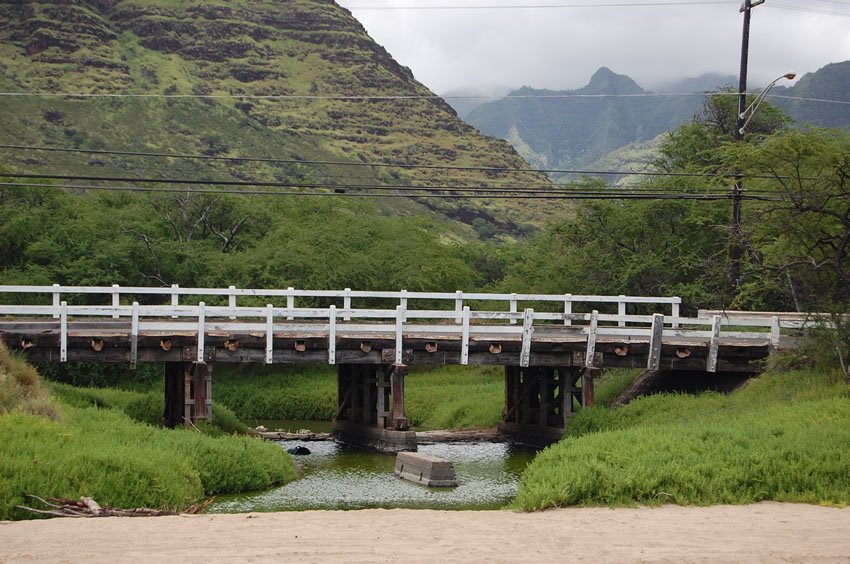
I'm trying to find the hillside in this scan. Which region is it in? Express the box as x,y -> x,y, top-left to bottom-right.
0,0 -> 555,236
773,61 -> 850,129
465,67 -> 699,171
466,62 -> 850,175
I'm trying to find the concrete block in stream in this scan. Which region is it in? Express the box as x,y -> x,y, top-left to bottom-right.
394,452 -> 457,487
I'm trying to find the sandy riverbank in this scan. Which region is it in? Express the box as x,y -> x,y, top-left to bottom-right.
1,502 -> 848,562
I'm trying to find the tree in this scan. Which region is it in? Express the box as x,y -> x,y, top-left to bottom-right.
739,128 -> 850,310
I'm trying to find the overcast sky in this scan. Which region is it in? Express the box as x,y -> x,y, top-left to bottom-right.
336,0 -> 850,94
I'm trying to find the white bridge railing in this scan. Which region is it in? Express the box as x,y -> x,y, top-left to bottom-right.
0,285 -> 818,371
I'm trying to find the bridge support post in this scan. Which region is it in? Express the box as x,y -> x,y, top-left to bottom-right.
332,364 -> 416,453
163,362 -> 185,428
500,366 -> 591,447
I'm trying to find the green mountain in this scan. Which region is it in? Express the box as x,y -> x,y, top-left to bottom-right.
465,67 -> 698,171
0,0 -> 555,236
772,61 -> 850,128
465,63 -> 850,176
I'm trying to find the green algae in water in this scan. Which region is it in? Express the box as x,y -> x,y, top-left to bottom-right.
210,441 -> 537,512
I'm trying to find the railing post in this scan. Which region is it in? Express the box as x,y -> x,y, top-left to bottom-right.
343,288 -> 352,321
672,298 -> 681,329
563,293 -> 572,326
618,295 -> 626,327
454,290 -> 463,325
171,284 -> 179,319
197,302 -> 206,364
520,308 -> 534,368
400,289 -> 408,322
60,301 -> 68,362
585,310 -> 599,368
770,316 -> 781,349
111,284 -> 120,319
52,284 -> 60,319
328,305 -> 337,365
510,293 -> 518,325
287,287 -> 295,320
228,285 -> 237,320
395,305 -> 404,365
647,314 -> 664,371
461,306 -> 470,365
130,302 -> 139,370
265,304 -> 274,365
707,315 -> 721,373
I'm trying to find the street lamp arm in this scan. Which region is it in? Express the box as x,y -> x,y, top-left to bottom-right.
738,73 -> 796,135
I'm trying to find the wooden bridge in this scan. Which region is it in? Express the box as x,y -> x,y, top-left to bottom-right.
0,285 -> 806,450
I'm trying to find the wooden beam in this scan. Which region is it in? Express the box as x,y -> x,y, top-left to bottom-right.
390,364 -> 409,431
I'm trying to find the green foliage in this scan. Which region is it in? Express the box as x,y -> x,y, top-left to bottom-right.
0,406 -> 296,520
213,366 -> 338,421
0,343 -> 61,419
0,356 -> 295,521
737,129 -> 850,309
212,365 -> 506,430
406,366 -> 504,429
514,368 -> 850,510
49,382 -> 250,434
500,187 -> 731,312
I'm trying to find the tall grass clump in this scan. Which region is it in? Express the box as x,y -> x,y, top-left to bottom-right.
0,343 -> 60,419
50,382 -> 250,434
514,367 -> 850,510
0,350 -> 296,521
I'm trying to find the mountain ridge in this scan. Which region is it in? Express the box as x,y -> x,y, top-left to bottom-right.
462,62 -> 850,174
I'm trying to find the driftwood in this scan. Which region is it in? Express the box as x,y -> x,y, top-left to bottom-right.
15,494 -> 215,518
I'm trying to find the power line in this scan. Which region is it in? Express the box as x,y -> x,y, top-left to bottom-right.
769,3 -> 850,16
3,171 -> 773,194
0,144 -> 817,181
342,1 -> 738,10
1,89 -> 847,106
0,181 -> 777,201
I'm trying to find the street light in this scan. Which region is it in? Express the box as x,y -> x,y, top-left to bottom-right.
738,72 -> 796,135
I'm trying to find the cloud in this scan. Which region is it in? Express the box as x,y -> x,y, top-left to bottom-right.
338,1 -> 850,93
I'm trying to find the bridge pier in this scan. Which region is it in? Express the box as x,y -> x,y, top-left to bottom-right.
498,366 -> 595,447
162,362 -> 212,428
332,363 -> 417,453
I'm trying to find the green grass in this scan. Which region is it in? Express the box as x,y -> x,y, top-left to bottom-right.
406,366 -> 504,429
212,364 -> 508,430
514,368 -> 850,510
0,345 -> 296,521
214,365 -> 338,421
0,345 -> 61,419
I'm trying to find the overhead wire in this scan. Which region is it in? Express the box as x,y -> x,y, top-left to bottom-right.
0,181 -> 779,201
0,144 -> 819,181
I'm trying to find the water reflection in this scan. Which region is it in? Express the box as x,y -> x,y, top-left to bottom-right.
210,440 -> 537,513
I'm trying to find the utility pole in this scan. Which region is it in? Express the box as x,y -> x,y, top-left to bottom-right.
730,0 -> 764,294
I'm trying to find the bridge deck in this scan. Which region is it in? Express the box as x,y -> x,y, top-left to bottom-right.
0,318 -> 772,372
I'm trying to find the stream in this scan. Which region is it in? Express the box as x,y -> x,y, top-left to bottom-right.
210,422 -> 538,513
